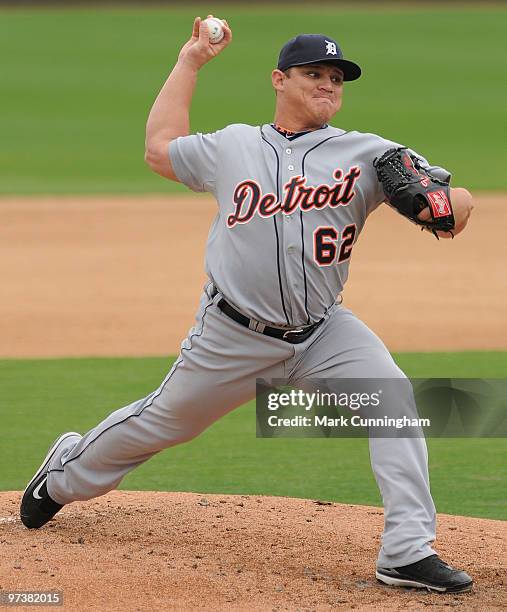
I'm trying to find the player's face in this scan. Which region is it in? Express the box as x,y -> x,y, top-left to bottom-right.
273,63 -> 344,128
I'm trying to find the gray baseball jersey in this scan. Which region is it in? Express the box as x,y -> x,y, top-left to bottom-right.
44,122 -> 446,570
169,124 -> 449,325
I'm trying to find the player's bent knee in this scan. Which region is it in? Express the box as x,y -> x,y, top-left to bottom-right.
360,352 -> 407,380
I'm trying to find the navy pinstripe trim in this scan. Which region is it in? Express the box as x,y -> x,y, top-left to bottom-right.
261,129 -> 290,325
300,133 -> 348,322
271,217 -> 290,325
48,296 -> 216,473
260,132 -> 280,202
299,208 -> 310,324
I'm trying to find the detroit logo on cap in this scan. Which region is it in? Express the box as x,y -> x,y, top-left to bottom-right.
325,40 -> 338,55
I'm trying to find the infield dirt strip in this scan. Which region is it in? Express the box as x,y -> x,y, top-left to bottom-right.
0,193 -> 505,357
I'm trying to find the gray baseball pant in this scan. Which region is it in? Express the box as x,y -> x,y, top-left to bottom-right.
47,283 -> 436,568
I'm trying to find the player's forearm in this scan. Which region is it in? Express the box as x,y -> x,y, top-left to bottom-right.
145,59 -> 199,149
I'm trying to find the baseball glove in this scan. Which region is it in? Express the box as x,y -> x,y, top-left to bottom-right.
374,147 -> 455,239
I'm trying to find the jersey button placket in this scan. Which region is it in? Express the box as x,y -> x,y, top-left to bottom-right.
280,142 -> 303,320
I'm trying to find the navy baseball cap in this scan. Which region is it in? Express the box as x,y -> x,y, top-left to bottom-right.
277,34 -> 361,81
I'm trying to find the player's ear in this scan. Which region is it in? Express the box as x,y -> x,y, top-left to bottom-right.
271,69 -> 286,93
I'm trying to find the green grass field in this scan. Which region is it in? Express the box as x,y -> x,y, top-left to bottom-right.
1,5 -> 506,193
1,352 -> 505,520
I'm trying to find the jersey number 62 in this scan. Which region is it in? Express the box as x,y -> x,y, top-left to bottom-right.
313,224 -> 357,266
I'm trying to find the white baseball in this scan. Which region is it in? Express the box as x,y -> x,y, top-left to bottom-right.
204,17 -> 224,44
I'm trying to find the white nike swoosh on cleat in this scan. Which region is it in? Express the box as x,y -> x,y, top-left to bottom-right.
33,477 -> 47,500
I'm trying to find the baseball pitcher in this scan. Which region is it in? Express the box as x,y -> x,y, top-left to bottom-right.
21,16 -> 474,594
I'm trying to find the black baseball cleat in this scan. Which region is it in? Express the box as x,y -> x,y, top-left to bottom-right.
376,554 -> 473,593
20,432 -> 81,529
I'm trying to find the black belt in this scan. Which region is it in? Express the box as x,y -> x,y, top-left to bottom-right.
217,297 -> 323,344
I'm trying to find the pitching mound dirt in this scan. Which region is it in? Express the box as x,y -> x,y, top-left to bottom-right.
1,491 -> 505,611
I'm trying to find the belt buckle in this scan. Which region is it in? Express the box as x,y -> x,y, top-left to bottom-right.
282,327 -> 306,342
